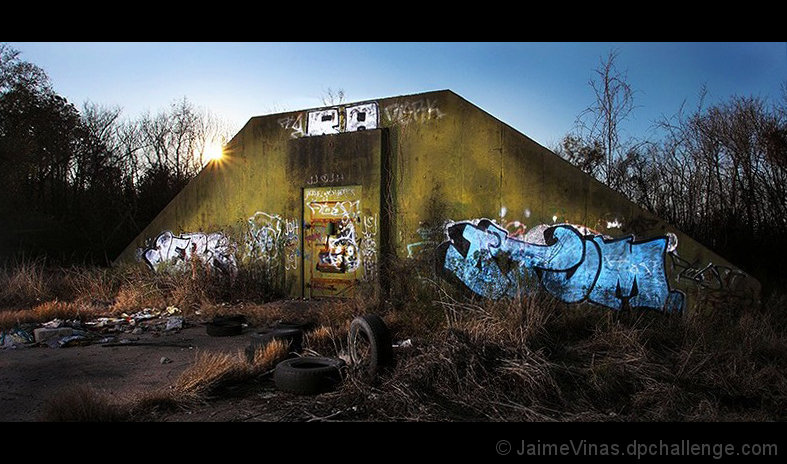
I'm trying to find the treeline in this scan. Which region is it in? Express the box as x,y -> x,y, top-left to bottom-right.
0,44 -> 232,264
555,52 -> 787,291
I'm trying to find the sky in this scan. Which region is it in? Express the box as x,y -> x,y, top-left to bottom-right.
7,42 -> 787,149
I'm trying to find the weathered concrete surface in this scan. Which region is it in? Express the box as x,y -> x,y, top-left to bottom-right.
116,90 -> 759,310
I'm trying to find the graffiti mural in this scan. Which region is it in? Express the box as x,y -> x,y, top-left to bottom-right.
140,211 -> 300,276
280,103 -> 380,139
383,98 -> 445,125
140,231 -> 238,276
247,212 -> 300,271
438,219 -> 685,313
316,217 -> 359,273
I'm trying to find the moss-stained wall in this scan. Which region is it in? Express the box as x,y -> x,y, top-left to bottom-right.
117,90 -> 759,311
377,91 -> 759,312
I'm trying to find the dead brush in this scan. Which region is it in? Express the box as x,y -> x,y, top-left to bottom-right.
40,385 -> 128,422
304,325 -> 341,356
110,266 -> 167,313
344,326 -> 565,421
172,344 -> 286,400
202,302 -> 286,327
32,300 -> 91,321
58,266 -> 120,304
248,338 -> 288,373
0,258 -> 52,307
0,300 -> 105,330
436,288 -> 558,348
127,341 -> 289,418
170,351 -> 249,401
0,309 -> 24,331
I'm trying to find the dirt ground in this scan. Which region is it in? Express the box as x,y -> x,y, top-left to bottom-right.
0,301 -> 326,422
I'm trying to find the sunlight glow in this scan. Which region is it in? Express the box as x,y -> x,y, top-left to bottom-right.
205,142 -> 224,163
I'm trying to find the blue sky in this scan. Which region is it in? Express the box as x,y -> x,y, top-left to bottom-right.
8,42 -> 787,148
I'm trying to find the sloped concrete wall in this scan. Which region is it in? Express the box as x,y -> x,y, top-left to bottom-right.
117,90 -> 759,311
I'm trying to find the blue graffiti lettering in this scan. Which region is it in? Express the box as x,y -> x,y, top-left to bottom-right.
439,220 -> 685,313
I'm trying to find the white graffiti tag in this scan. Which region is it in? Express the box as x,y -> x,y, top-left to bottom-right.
383,98 -> 445,125
307,200 -> 360,218
247,212 -> 300,270
140,231 -> 238,277
360,214 -> 378,281
278,113 -> 306,139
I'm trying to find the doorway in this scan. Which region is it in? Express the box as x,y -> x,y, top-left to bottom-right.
303,185 -> 363,298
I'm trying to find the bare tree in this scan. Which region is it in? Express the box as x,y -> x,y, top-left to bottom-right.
575,49 -> 637,187
321,87 -> 346,106
0,43 -> 51,95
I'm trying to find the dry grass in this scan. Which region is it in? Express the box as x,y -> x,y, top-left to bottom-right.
40,385 -> 128,422
248,338 -> 288,371
0,258 -> 52,307
0,300 -> 106,331
304,325 -> 341,356
8,255 -> 787,422
128,342 -> 289,418
171,351 -> 250,400
309,277 -> 787,422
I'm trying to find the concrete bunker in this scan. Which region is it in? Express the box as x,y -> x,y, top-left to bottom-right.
117,90 -> 760,312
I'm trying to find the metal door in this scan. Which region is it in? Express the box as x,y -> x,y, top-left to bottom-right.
303,185 -> 363,298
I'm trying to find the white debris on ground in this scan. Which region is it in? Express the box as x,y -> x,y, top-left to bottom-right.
0,306 -> 185,350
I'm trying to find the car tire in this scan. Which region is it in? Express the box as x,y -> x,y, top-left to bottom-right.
348,314 -> 393,377
273,356 -> 346,395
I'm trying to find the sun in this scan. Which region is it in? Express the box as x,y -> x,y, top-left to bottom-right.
205,142 -> 224,163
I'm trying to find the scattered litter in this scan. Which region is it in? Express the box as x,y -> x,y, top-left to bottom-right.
1,329 -> 34,349
163,306 -> 180,316
128,308 -> 161,321
160,356 -> 172,364
58,334 -> 91,348
41,319 -> 64,329
394,339 -> 413,348
87,317 -> 129,329
165,316 -> 184,331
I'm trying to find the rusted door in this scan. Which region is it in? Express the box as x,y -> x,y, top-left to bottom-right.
303,185 -> 363,298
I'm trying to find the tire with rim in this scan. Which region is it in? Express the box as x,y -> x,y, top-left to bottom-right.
245,327 -> 303,362
273,356 -> 346,395
348,314 -> 393,377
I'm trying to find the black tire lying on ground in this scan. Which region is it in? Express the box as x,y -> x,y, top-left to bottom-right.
245,327 -> 304,363
206,320 -> 243,337
273,356 -> 346,395
348,314 -> 393,377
